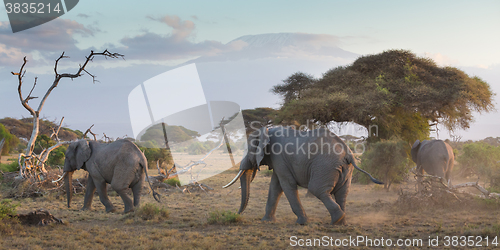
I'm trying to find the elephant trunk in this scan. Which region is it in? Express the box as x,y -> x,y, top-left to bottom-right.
64,171 -> 74,208
238,169 -> 254,214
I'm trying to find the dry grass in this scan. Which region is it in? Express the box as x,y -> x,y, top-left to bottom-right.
1,154 -> 500,249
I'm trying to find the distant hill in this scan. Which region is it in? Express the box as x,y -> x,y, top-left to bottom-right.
0,117 -> 81,141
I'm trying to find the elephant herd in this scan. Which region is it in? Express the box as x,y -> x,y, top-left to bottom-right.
62,126 -> 454,226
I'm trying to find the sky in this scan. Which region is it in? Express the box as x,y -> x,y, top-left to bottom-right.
0,0 -> 499,141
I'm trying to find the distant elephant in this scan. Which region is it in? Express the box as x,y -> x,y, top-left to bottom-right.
411,139 -> 455,188
224,127 -> 383,225
63,139 -> 159,213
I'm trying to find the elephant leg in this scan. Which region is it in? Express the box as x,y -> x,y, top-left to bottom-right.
131,180 -> 143,207
309,170 -> 344,225
95,181 -> 116,213
262,172 -> 283,222
281,183 -> 307,225
317,192 -> 344,225
111,182 -> 134,213
332,181 -> 350,225
82,176 -> 96,210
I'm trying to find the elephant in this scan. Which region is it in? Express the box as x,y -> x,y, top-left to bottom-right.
411,139 -> 455,189
223,127 -> 383,225
63,139 -> 159,213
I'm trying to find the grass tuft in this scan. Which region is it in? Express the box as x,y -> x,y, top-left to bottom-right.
207,210 -> 241,224
0,199 -> 18,220
135,203 -> 169,221
165,178 -> 181,187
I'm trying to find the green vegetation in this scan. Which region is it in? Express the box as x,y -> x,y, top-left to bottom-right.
0,161 -> 19,173
242,107 -> 278,134
140,123 -> 200,146
359,138 -> 409,190
0,199 -> 18,220
165,178 -> 181,187
135,203 -> 169,221
207,210 -> 241,224
273,50 -> 494,143
458,142 -> 500,190
140,146 -> 173,169
0,124 -> 19,156
0,117 -> 80,141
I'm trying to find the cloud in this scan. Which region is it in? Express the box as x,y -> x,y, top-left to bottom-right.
0,19 -> 95,67
119,15 -> 242,60
77,13 -> 90,18
0,44 -> 26,66
421,52 -> 461,67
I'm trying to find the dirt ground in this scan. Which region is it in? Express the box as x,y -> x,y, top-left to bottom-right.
1,153 -> 500,249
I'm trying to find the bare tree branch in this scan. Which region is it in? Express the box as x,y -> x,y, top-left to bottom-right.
83,124 -> 97,140
13,50 -> 123,180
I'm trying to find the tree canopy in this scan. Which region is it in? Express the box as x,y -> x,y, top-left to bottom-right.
140,123 -> 200,147
273,50 -> 495,143
241,108 -> 277,135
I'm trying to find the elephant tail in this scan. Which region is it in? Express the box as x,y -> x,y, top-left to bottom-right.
349,156 -> 384,185
142,162 -> 161,202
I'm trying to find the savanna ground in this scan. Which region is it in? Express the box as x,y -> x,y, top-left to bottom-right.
1,152 -> 500,249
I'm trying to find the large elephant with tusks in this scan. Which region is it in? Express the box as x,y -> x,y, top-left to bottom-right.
224,127 -> 383,225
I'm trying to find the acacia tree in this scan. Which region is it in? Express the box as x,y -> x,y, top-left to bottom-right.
11,50 -> 123,180
273,50 -> 495,143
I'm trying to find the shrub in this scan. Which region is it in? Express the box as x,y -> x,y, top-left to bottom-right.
458,142 -> 500,189
165,178 -> 181,187
135,203 -> 169,221
0,161 -> 19,172
0,199 -> 18,220
0,124 -> 20,155
359,138 -> 409,190
207,210 -> 241,224
187,141 -> 211,155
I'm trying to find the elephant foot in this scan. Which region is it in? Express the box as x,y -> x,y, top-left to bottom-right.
81,206 -> 92,211
261,215 -> 276,222
124,208 -> 135,214
331,213 -> 345,225
296,216 -> 308,225
105,207 -> 117,213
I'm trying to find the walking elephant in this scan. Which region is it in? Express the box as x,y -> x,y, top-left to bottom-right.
223,127 -> 383,225
63,139 -> 159,213
411,139 -> 455,188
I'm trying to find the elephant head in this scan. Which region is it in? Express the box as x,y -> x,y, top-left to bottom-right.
63,140 -> 91,208
411,140 -> 421,164
224,127 -> 270,214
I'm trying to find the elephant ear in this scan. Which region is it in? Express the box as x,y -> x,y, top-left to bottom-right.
411,140 -> 421,164
255,127 -> 270,166
75,140 -> 91,170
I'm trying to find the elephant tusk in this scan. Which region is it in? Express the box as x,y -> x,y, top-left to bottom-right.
52,172 -> 66,183
223,170 -> 244,188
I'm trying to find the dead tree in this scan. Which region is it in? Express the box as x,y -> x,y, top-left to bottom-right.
11,50 -> 123,180
410,167 -> 500,200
